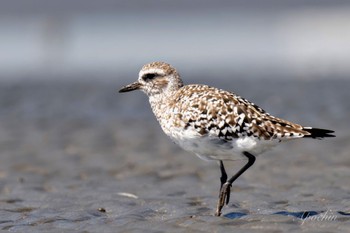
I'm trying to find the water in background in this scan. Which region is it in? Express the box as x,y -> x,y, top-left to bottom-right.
1,0 -> 350,81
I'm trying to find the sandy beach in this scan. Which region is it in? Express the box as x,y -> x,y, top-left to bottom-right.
0,78 -> 349,232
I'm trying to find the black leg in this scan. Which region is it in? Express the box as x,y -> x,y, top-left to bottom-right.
215,152 -> 256,216
226,152 -> 256,189
219,160 -> 228,189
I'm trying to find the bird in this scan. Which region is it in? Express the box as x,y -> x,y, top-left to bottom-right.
118,61 -> 335,216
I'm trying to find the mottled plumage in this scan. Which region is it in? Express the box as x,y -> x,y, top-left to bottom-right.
119,61 -> 335,216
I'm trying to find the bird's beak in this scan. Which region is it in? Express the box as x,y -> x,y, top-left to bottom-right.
119,82 -> 141,93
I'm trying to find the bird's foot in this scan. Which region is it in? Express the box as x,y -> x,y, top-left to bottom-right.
215,182 -> 231,216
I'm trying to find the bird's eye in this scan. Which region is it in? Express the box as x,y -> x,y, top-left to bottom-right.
142,73 -> 157,81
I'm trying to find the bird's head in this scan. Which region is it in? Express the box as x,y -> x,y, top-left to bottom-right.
119,62 -> 183,97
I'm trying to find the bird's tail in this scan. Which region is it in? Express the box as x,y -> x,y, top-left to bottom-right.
302,127 -> 335,139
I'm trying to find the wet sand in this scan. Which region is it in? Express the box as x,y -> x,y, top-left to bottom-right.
0,78 -> 349,232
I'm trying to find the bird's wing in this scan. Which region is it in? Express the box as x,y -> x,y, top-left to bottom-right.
174,85 -> 310,140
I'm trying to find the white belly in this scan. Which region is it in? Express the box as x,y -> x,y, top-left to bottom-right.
166,127 -> 279,161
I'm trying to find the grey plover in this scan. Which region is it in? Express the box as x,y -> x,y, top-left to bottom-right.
119,61 -> 335,216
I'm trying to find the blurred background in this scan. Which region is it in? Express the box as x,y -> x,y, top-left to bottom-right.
1,1 -> 349,231
1,0 -> 350,80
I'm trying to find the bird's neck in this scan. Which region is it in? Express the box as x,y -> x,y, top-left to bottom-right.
148,91 -> 175,121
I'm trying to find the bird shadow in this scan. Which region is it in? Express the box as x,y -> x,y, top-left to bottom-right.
223,210 -> 319,220
223,212 -> 247,219
223,210 -> 350,220
273,210 -> 319,219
